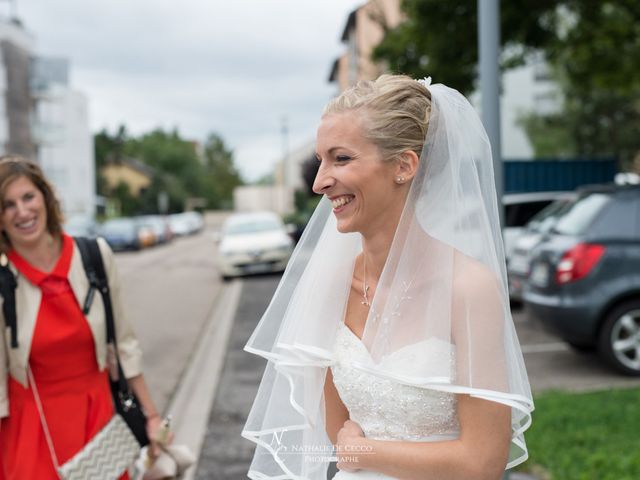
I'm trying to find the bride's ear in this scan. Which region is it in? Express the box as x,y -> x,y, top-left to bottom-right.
394,150 -> 419,183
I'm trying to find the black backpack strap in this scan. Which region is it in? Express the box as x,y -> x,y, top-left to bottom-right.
74,237 -> 115,343
0,259 -> 18,348
74,237 -> 130,394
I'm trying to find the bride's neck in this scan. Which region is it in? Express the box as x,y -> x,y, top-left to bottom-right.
361,230 -> 394,281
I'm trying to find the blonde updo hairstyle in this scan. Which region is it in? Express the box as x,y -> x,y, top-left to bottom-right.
323,74 -> 432,164
0,155 -> 64,252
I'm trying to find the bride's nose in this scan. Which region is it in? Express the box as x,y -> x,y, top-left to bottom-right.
312,164 -> 335,195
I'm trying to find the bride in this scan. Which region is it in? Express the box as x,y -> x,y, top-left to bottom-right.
242,75 -> 533,479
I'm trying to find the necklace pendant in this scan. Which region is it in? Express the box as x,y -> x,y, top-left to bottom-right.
361,284 -> 371,307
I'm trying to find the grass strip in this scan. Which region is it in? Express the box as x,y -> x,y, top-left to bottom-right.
518,387 -> 640,480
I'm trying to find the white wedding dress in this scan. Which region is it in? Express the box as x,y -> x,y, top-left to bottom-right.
330,322 -> 460,480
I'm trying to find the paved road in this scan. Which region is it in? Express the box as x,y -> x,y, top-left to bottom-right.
113,215 -> 228,413
512,305 -> 640,393
195,276 -> 275,479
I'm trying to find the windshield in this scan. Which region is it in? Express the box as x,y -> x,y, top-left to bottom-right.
553,193 -> 611,236
526,200 -> 571,234
225,219 -> 281,235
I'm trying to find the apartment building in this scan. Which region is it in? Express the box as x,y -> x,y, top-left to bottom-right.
328,0 -> 402,93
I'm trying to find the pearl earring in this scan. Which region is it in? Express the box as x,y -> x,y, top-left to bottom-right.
395,176 -> 405,184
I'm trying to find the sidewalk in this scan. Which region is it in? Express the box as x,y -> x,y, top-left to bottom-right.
194,276 -> 279,479
163,278 -> 243,480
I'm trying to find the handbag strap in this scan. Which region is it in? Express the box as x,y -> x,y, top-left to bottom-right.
27,366 -> 62,475
74,237 -> 130,397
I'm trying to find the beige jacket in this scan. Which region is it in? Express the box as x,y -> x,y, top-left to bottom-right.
0,237 -> 143,418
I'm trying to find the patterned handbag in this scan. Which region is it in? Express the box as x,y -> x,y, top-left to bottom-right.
29,367 -> 140,480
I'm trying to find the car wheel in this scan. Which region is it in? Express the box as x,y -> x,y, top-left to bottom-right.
598,299 -> 640,376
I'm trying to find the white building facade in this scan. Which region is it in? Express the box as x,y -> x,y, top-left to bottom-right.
31,57 -> 96,218
500,54 -> 560,159
0,17 -> 95,219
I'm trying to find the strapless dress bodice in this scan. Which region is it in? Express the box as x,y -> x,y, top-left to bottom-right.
330,323 -> 460,479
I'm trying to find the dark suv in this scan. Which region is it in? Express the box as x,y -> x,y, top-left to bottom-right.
523,184 -> 640,375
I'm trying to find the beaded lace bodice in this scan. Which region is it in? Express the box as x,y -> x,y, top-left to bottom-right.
331,323 -> 460,441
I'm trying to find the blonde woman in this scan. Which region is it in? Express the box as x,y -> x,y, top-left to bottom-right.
242,76 -> 533,480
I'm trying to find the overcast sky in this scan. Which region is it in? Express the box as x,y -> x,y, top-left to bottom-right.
17,0 -> 365,181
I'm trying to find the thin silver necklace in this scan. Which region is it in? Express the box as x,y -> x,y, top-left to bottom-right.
361,253 -> 371,307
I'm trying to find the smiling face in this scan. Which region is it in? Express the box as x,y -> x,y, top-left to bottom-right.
313,111 -> 409,236
0,175 -> 49,250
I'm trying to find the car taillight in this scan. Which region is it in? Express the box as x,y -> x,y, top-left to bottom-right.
555,243 -> 605,284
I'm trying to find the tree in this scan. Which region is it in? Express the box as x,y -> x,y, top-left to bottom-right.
124,129 -> 202,191
519,82 -> 640,162
94,125 -> 128,196
202,133 -> 243,209
94,127 -> 243,214
374,0 -> 640,165
540,1 -> 640,166
374,0 -> 559,94
111,181 -> 138,217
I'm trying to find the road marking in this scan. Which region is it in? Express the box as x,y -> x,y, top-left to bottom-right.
521,342 -> 569,354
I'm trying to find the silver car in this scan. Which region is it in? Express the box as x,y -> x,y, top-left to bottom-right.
217,212 -> 294,279
503,191 -> 575,265
507,196 -> 576,302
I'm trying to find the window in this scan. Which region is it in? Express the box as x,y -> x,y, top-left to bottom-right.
505,200 -> 554,228
588,194 -> 640,240
553,193 -> 611,236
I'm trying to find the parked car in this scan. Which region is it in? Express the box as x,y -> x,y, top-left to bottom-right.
169,211 -> 204,236
184,211 -> 204,233
502,191 -> 575,265
64,214 -> 98,238
99,218 -> 143,251
523,184 -> 640,375
137,215 -> 173,244
217,211 -> 294,279
507,195 -> 577,301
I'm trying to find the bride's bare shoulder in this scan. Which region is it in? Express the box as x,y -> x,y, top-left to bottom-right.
451,250 -> 502,302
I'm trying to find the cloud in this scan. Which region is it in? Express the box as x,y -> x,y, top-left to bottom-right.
20,0 -> 362,180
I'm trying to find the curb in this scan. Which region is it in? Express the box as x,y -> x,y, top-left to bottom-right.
165,279 -> 243,480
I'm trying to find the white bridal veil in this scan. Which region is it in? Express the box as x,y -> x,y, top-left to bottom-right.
242,82 -> 533,479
